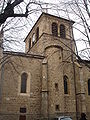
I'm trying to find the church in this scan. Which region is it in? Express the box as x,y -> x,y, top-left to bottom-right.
0,12 -> 90,120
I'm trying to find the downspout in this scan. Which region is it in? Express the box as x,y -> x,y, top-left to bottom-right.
70,24 -> 78,120
72,56 -> 78,120
65,5 -> 78,119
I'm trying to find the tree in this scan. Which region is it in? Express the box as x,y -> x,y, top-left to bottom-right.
0,0 -> 28,26
0,0 -> 44,51
59,0 -> 90,60
45,0 -> 90,67
0,0 -> 90,66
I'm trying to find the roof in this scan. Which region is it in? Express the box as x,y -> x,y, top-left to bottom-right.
77,59 -> 90,69
24,12 -> 75,42
77,59 -> 90,64
3,51 -> 45,59
43,12 -> 75,23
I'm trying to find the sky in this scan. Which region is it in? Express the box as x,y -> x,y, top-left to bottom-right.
0,0 -> 90,59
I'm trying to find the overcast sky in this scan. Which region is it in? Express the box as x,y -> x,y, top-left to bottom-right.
0,0 -> 90,59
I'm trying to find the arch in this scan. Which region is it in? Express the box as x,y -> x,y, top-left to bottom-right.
21,72 -> 28,93
60,24 -> 66,38
88,79 -> 90,95
63,75 -> 68,94
52,22 -> 58,36
45,45 -> 63,51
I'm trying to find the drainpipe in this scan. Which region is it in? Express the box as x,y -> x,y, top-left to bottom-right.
70,24 -> 78,120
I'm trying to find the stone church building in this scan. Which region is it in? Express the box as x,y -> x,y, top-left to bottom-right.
0,13 -> 90,120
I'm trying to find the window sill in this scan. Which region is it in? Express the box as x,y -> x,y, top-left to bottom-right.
18,93 -> 30,96
64,94 -> 70,96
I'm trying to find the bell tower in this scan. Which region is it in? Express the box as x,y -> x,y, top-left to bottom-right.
24,13 -> 77,119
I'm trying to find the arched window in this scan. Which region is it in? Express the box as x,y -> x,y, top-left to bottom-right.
88,79 -> 90,95
32,33 -> 35,46
36,27 -> 39,41
21,73 -> 28,93
63,75 -> 68,94
60,24 -> 66,38
52,22 -> 58,36
29,38 -> 31,50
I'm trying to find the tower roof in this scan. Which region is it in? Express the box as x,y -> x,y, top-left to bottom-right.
42,12 -> 75,23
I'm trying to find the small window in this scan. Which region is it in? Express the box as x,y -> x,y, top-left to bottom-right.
36,27 -> 39,41
52,22 -> 58,36
63,75 -> 68,94
19,108 -> 26,120
54,118 -> 58,120
55,83 -> 58,91
60,24 -> 66,38
19,115 -> 26,120
21,73 -> 28,93
60,48 -> 63,61
88,79 -> 90,95
32,33 -> 35,46
29,38 -> 31,50
20,108 -> 26,113
55,105 -> 59,111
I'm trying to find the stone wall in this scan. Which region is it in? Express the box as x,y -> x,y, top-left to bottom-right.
0,53 -> 44,120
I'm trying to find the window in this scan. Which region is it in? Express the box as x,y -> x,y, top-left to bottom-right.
21,73 -> 28,93
55,105 -> 59,111
19,108 -> 26,120
20,108 -> 26,113
60,24 -> 66,38
88,79 -> 90,95
29,38 -> 31,50
55,83 -> 58,91
36,27 -> 39,41
52,22 -> 58,36
63,75 -> 68,94
32,33 -> 35,46
61,48 -> 63,61
19,116 -> 26,120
